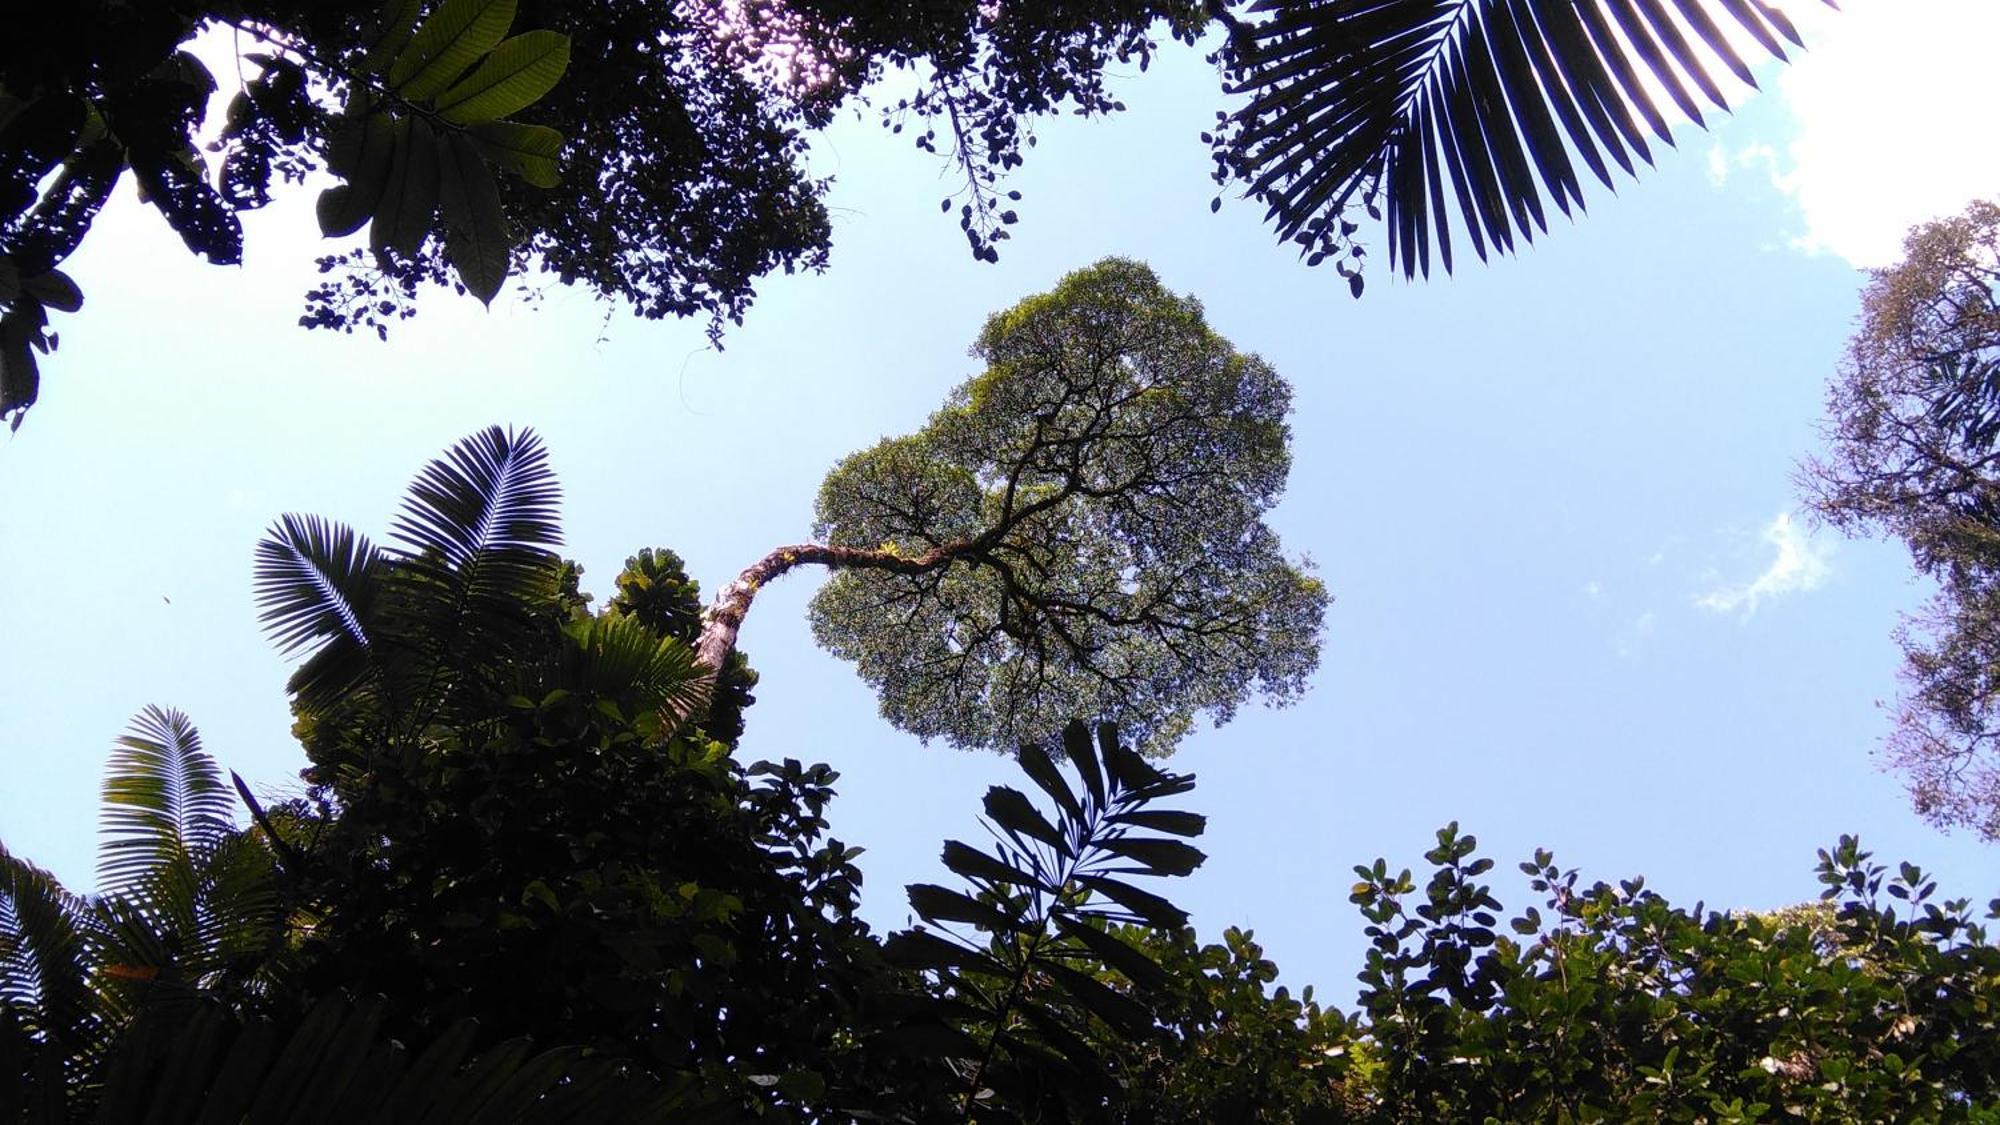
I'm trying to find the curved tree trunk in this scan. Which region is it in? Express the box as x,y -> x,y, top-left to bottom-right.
694,541 -> 964,673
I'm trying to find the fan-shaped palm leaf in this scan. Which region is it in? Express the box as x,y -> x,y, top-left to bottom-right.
560,615 -> 712,725
97,707 -> 234,897
254,514 -> 388,714
1218,0 -> 1835,279
0,846 -> 98,1057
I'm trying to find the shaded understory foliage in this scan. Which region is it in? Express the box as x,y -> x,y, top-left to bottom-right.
2,427 -> 1993,1119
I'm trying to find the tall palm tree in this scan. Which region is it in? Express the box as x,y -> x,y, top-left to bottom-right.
1215,0 -> 1837,284
251,426 -> 709,794
1,706 -> 289,1086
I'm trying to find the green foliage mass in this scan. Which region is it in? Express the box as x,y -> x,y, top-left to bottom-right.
608,547 -> 759,749
6,429 -> 1996,1122
810,258 -> 1327,755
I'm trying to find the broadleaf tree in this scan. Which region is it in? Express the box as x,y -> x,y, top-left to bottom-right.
695,258 -> 1328,754
1803,199 -> 2000,841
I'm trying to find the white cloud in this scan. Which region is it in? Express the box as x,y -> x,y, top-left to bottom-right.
1712,0 -> 2000,267
1695,512 -> 1832,616
1584,579 -> 1604,601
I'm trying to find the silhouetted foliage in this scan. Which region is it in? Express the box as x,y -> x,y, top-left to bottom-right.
11,424 -> 1994,1122
1,0 -> 1835,428
1209,0 -> 1837,285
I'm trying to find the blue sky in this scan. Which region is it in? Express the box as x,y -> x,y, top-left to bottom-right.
3,0 -> 1993,1003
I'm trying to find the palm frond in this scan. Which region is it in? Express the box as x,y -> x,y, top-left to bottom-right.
254,514 -> 388,714
254,514 -> 384,656
386,427 -> 564,708
1217,0 -> 1836,279
390,424 -> 561,587
561,615 -> 712,726
190,834 -> 285,982
0,845 -> 99,1057
97,707 -> 234,896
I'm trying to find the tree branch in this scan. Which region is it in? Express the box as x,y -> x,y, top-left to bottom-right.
695,540 -> 973,673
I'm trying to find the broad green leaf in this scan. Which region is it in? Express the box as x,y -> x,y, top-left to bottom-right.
983,786 -> 1066,852
466,121 -> 561,188
357,0 -> 424,76
882,929 -> 1007,977
940,840 -> 1042,890
1107,809 -> 1206,838
1053,915 -> 1171,991
370,115 -> 440,257
434,30 -> 570,125
1014,743 -> 1084,824
243,993 -> 353,1121
1097,837 -> 1205,877
19,270 -> 80,313
389,0 -> 516,101
1077,875 -> 1189,930
378,1017 -> 479,1117
1060,721 -> 1106,808
317,110 -> 397,238
906,883 -> 1015,932
1043,961 -> 1154,1038
436,131 -> 510,304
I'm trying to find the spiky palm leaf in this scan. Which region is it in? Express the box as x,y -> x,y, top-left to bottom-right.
0,846 -> 99,1058
97,707 -> 234,896
254,514 -> 387,715
387,425 -> 564,717
91,709 -> 287,1014
1217,0 -> 1835,280
560,615 -> 712,725
391,423 -> 561,602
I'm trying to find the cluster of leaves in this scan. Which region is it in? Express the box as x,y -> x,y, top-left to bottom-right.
4,1 -> 1848,432
310,0 -> 572,306
11,423 -> 1996,1123
0,710 -> 684,1124
0,0 -> 570,423
1102,924 -> 1359,1123
247,427 -> 889,1115
0,707 -> 290,1103
808,258 -> 1327,756
1333,825 -> 2000,1122
1802,198 -> 2000,840
4,984 -> 685,1123
0,425 -> 1299,1121
884,721 -> 1211,1118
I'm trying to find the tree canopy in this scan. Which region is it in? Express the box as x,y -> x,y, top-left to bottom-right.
1803,199 -> 2000,841
697,258 -> 1328,755
0,0 -> 1835,429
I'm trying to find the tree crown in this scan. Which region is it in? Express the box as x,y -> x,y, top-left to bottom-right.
809,258 -> 1326,754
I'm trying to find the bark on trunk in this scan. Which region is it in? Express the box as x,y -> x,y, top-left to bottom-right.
693,540 -> 963,673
